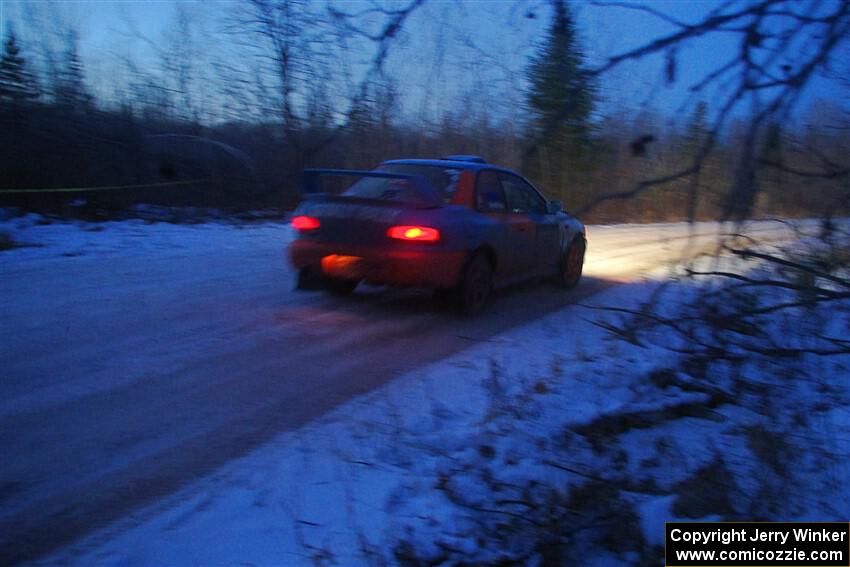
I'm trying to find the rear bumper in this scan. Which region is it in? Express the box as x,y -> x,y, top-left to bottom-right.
289,239 -> 467,289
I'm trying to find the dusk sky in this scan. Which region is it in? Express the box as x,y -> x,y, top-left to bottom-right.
1,0 -> 847,128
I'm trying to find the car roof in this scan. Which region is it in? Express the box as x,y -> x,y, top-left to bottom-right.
381,158 -> 517,174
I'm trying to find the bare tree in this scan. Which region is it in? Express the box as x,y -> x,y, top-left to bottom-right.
576,2 -> 850,390
221,0 -> 426,189
553,0 -> 850,220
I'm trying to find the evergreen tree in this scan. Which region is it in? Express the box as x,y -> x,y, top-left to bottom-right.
684,101 -> 708,159
524,0 -> 596,203
0,25 -> 39,107
682,101 -> 710,219
526,0 -> 595,155
55,31 -> 91,111
759,122 -> 784,213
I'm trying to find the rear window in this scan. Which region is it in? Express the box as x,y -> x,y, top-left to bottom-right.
343,164 -> 462,204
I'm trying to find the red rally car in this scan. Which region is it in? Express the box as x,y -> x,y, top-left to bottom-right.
288,156 -> 586,314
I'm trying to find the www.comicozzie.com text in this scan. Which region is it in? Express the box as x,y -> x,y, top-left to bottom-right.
670,526 -> 847,546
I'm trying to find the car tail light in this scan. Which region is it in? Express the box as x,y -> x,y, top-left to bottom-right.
387,225 -> 440,242
292,215 -> 320,231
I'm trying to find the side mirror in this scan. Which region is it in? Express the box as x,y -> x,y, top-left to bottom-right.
547,200 -> 563,214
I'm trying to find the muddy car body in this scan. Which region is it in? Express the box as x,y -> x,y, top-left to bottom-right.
288,157 -> 586,313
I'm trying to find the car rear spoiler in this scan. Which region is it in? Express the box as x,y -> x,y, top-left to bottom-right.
302,168 -> 442,208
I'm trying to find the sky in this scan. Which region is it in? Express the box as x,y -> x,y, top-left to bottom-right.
0,0 -> 847,128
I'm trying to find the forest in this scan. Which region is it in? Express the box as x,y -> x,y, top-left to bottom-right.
0,0 -> 847,223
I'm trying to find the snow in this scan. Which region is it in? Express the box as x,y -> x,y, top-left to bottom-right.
1,214 -> 297,420
0,212 -> 296,265
1,212 -> 846,565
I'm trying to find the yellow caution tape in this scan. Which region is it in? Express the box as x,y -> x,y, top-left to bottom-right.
0,178 -> 211,194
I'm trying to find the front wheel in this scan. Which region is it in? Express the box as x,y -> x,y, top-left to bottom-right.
458,253 -> 493,315
559,238 -> 585,289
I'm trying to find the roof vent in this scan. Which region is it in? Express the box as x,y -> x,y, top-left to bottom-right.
442,155 -> 487,164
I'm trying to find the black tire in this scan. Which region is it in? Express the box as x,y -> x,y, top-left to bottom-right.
458,253 -> 493,315
560,237 -> 585,289
325,278 -> 358,295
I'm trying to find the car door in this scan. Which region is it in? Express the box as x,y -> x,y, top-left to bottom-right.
498,173 -> 542,277
499,173 -> 561,277
474,170 -> 520,280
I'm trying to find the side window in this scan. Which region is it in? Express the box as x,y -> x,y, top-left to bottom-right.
475,170 -> 507,212
500,173 -> 547,214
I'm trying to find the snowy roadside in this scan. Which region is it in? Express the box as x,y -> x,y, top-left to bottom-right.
35,241 -> 849,565
32,277 -> 679,567
3,213 -> 845,566
0,211 -> 293,267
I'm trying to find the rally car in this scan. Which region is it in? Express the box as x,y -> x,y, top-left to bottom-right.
288,156 -> 586,314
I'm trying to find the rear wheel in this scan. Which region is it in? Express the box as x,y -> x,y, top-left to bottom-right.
560,238 -> 585,289
458,253 -> 493,315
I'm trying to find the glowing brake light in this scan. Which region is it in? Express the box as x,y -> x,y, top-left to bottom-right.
292,215 -> 320,231
387,225 -> 440,242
